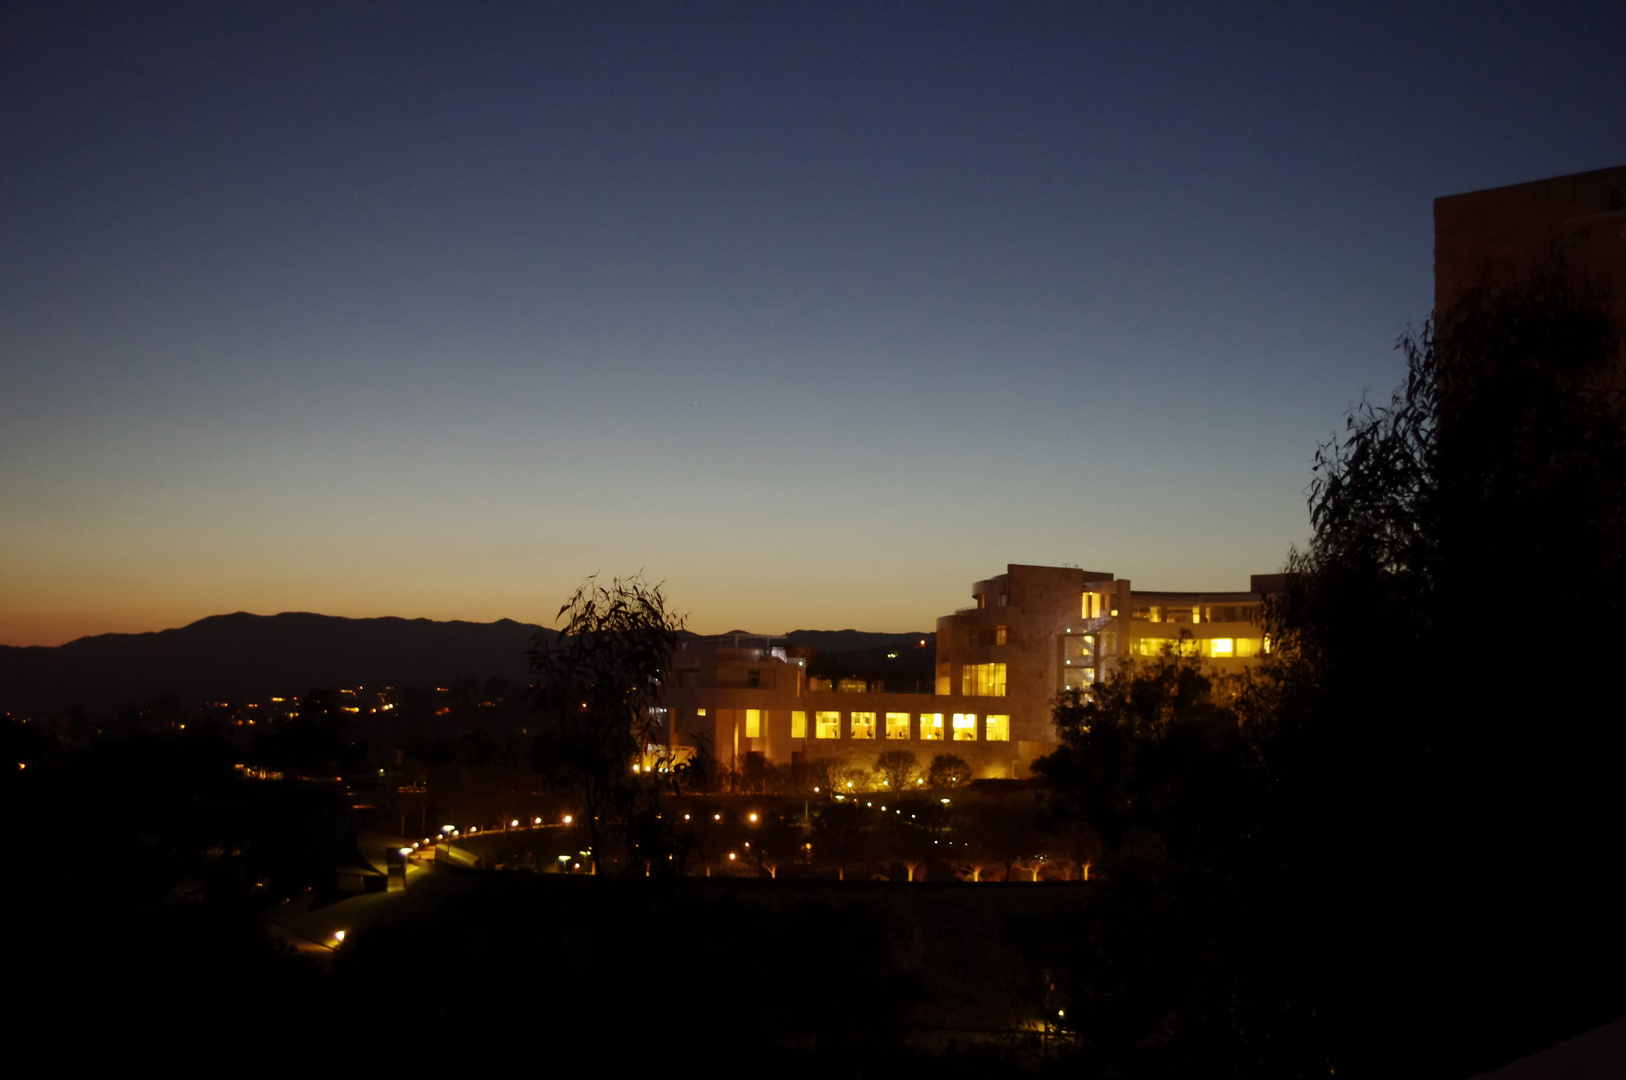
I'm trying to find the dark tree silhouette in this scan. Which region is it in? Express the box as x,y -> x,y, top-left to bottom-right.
873,749 -> 918,792
1260,280 -> 1626,1076
926,753 -> 971,789
528,575 -> 685,874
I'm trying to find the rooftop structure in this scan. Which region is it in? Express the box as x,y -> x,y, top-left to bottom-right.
1435,163 -> 1626,336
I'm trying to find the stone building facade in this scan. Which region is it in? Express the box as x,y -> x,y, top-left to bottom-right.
1435,163 -> 1626,336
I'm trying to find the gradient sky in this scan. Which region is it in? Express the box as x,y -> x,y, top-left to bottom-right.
3,2 -> 1623,645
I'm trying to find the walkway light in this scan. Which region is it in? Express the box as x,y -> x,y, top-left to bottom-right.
563,814 -> 573,824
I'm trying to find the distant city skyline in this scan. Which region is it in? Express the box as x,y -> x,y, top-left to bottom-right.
4,3 -> 1623,646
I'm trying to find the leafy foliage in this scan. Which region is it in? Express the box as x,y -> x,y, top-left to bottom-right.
1255,280 -> 1626,1075
1038,281 -> 1626,1077
874,749 -> 919,792
925,753 -> 972,789
528,575 -> 685,874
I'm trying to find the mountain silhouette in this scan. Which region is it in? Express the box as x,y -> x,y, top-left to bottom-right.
0,612 -> 551,717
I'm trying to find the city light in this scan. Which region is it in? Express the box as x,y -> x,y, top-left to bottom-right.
563,815 -> 573,825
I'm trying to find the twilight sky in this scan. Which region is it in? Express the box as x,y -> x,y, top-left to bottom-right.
3,2 -> 1623,645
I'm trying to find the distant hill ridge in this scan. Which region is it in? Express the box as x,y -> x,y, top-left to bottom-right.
0,611 -> 549,717
0,613 -> 936,717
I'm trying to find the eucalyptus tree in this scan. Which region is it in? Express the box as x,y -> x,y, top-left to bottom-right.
528,575 -> 686,874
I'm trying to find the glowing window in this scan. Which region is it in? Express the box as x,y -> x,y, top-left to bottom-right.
697,708 -> 707,716
850,711 -> 876,739
961,663 -> 1007,697
815,711 -> 841,739
791,711 -> 807,738
952,713 -> 977,741
985,714 -> 1010,742
1209,638 -> 1234,657
919,713 -> 944,741
995,625 -> 1007,646
745,709 -> 761,737
885,712 -> 911,739
935,663 -> 951,696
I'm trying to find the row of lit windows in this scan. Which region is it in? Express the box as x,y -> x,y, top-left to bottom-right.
1130,605 -> 1259,625
1130,636 -> 1265,658
777,710 -> 1010,742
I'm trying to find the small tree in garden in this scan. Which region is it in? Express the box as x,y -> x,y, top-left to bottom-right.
528,575 -> 685,874
874,750 -> 918,792
927,754 -> 972,789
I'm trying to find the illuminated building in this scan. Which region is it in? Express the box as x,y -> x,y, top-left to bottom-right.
665,564 -> 1278,780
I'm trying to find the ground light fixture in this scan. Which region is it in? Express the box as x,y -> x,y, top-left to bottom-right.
563,815 -> 573,824
398,847 -> 412,856
333,930 -> 346,945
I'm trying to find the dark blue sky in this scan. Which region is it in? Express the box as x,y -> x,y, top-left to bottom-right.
3,1 -> 1622,643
